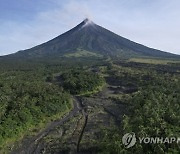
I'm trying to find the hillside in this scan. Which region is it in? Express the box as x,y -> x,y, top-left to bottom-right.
7,19 -> 179,59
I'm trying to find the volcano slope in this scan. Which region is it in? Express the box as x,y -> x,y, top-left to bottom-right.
0,19 -> 180,154
6,19 -> 179,59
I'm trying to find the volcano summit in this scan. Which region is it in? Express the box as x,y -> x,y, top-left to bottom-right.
9,19 -> 179,59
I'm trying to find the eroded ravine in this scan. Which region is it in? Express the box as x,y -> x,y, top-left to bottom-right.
11,84 -> 129,153
76,98 -> 88,153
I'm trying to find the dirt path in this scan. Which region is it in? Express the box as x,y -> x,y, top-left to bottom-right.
11,97 -> 82,154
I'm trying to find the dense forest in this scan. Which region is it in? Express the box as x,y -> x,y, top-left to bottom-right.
0,57 -> 105,152
0,57 -> 179,153
61,70 -> 105,95
97,61 -> 180,153
0,66 -> 72,150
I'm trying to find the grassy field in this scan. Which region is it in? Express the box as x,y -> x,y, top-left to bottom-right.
64,49 -> 103,58
129,57 -> 180,64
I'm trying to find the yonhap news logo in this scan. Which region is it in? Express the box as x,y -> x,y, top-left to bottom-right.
122,132 -> 180,148
122,132 -> 136,148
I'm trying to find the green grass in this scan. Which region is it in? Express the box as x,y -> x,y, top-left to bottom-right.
129,58 -> 180,64
64,49 -> 103,58
77,82 -> 106,97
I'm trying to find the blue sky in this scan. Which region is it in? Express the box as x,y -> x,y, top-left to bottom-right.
0,0 -> 180,55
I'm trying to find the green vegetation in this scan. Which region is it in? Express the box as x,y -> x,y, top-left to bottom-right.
129,57 -> 180,64
1,18 -> 180,153
97,61 -> 180,153
0,56 -> 179,153
0,57 -> 103,152
64,49 -> 103,58
0,82 -> 71,148
61,70 -> 105,95
0,60 -> 73,151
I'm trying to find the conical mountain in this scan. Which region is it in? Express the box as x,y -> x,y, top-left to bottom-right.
9,19 -> 179,58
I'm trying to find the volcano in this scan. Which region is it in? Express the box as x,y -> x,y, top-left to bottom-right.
8,18 -> 179,59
